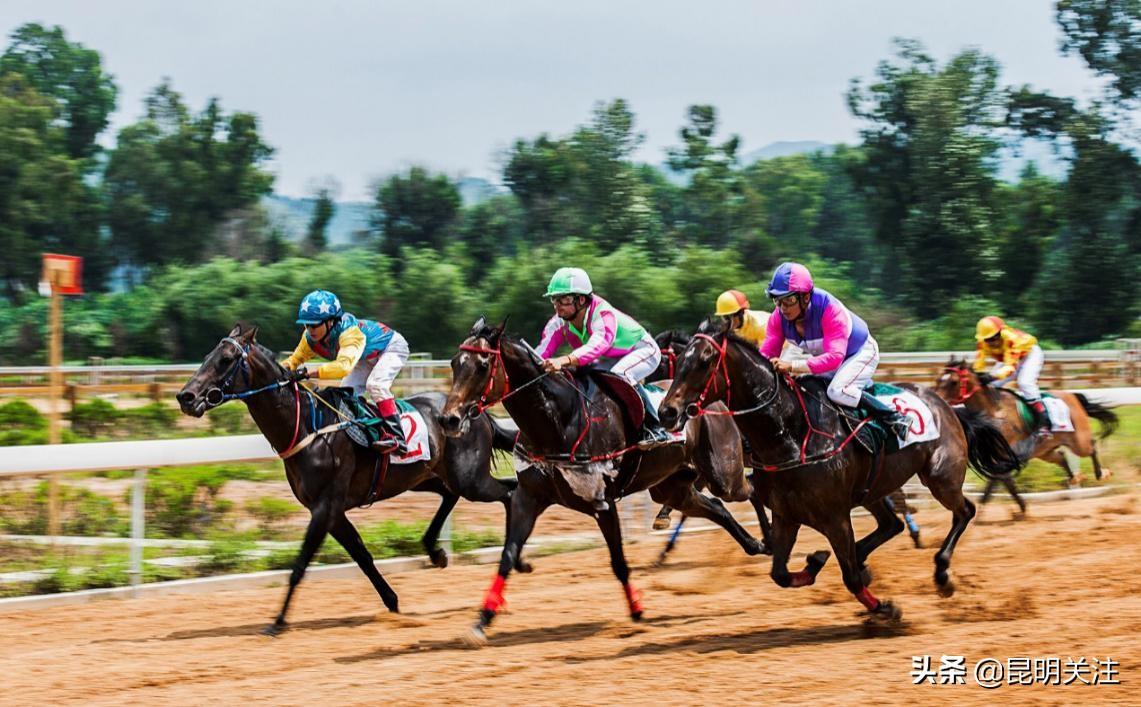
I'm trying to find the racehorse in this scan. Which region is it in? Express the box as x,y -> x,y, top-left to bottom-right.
651,329 -> 921,555
935,359 -> 1117,487
658,316 -> 1022,621
439,317 -> 766,644
177,324 -> 523,636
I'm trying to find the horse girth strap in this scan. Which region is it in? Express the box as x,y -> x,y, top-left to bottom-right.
278,421 -> 349,459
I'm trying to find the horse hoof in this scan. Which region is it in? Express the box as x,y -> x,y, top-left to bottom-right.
1098,469 -> 1112,481
261,622 -> 286,637
869,600 -> 902,623
515,559 -> 534,574
652,517 -> 671,531
429,551 -> 448,569
653,553 -> 669,568
759,542 -> 773,556
630,609 -> 644,622
936,575 -> 956,598
910,532 -> 922,549
463,624 -> 489,648
806,550 -> 831,573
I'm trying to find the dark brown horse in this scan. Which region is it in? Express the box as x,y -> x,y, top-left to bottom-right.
659,317 -> 1022,621
935,359 -> 1117,486
439,318 -> 766,645
176,324 -> 523,636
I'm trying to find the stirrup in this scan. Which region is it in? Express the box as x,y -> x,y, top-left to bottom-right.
637,428 -> 673,450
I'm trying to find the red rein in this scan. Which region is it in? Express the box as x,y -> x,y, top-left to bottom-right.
943,367 -> 979,405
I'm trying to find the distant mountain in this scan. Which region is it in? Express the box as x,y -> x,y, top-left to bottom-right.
262,195 -> 373,247
739,140 -> 834,165
457,176 -> 505,205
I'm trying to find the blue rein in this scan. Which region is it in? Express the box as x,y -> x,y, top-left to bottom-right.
205,337 -> 294,406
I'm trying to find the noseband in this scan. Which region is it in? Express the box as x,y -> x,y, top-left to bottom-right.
941,366 -> 980,405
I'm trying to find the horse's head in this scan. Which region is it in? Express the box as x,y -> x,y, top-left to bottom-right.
176,324 -> 275,417
659,316 -> 736,431
440,316 -> 512,436
934,357 -> 981,405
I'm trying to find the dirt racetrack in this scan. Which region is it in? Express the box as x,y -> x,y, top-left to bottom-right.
0,492 -> 1137,705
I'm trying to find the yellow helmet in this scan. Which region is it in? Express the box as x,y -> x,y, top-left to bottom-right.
975,316 -> 1005,342
715,290 -> 750,316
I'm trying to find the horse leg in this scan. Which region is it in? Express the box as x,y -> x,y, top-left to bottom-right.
501,493 -> 534,574
980,478 -> 998,505
927,483 -> 977,598
655,514 -> 688,566
1056,447 -> 1083,487
855,497 -> 904,570
594,506 -> 644,621
886,493 -> 922,548
265,499 -> 336,636
422,489 -> 460,568
329,513 -> 400,612
651,475 -> 765,556
769,512 -> 829,589
1091,441 -> 1110,481
467,484 -> 548,645
747,491 -> 773,554
819,515 -> 900,621
652,505 -> 674,531
1000,474 -> 1028,516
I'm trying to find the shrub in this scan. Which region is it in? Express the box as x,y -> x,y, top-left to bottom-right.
245,496 -> 297,539
120,403 -> 179,437
67,398 -> 121,438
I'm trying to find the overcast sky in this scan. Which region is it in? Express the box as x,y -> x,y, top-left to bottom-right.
0,1 -> 1105,200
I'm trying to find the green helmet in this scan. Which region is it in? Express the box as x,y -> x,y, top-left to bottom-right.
543,267 -> 593,298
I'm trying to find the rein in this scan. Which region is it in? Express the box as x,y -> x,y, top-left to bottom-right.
660,347 -> 677,379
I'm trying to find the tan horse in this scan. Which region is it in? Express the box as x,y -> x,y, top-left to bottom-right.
935,359 -> 1118,486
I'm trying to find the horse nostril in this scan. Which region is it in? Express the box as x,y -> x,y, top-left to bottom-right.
176,392 -> 192,404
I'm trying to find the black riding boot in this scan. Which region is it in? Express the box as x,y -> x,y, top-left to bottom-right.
1028,399 -> 1052,438
859,391 -> 913,440
371,413 -> 408,455
636,386 -> 672,449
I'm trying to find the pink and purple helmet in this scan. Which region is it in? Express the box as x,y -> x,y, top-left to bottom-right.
765,262 -> 814,298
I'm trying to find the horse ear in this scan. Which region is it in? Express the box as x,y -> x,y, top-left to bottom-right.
497,315 -> 510,334
244,325 -> 259,342
228,323 -> 243,338
471,316 -> 488,335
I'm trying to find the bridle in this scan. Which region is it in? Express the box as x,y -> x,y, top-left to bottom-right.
683,333 -> 782,420
941,366 -> 981,405
456,340 -> 551,417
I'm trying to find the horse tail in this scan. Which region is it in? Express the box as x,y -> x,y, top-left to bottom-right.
1074,393 -> 1119,439
953,406 -> 1024,479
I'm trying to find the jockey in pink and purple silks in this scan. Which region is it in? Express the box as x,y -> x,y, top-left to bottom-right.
759,262 -> 912,439
536,267 -> 672,448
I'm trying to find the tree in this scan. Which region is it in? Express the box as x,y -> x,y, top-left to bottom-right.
666,105 -> 749,249
103,80 -> 275,273
306,178 -> 339,254
0,23 -> 117,164
1056,0 -> 1141,107
992,163 -> 1063,315
847,40 -> 1006,315
0,75 -> 104,299
374,166 -> 461,264
457,194 -> 525,283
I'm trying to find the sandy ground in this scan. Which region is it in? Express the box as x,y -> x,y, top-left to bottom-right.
0,492 -> 1137,705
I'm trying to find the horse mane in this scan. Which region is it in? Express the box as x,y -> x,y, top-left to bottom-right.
655,329 -> 692,348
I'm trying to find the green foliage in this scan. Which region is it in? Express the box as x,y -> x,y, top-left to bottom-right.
141,466 -> 248,538
67,398 -> 120,437
1056,0 -> 1141,107
306,183 -> 337,253
103,80 -> 274,273
119,403 -> 178,437
207,404 -> 253,435
0,481 -> 124,536
376,166 -> 462,264
0,399 -> 47,446
245,496 -> 297,539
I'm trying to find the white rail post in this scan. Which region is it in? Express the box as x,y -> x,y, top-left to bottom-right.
130,468 -> 147,594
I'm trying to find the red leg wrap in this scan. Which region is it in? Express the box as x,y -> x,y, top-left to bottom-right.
482,574 -> 507,614
624,583 -> 644,615
789,569 -> 816,587
856,586 -> 880,611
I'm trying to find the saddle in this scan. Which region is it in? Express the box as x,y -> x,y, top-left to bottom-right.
316,386 -> 412,450
570,368 -> 645,441
1000,388 -> 1058,430
793,376 -> 895,457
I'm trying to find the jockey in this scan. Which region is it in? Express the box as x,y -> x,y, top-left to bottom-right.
714,289 -> 769,346
281,289 -> 409,455
973,316 -> 1049,437
537,267 -> 671,448
759,262 -> 912,439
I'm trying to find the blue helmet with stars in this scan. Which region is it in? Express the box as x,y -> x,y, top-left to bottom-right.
296,290 -> 343,325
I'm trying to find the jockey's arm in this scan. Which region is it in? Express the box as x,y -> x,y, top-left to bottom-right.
314,326 -> 366,379
971,347 -> 991,373
801,303 -> 850,375
536,316 -> 567,360
281,335 -> 316,371
569,310 -> 617,366
759,310 -> 787,360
